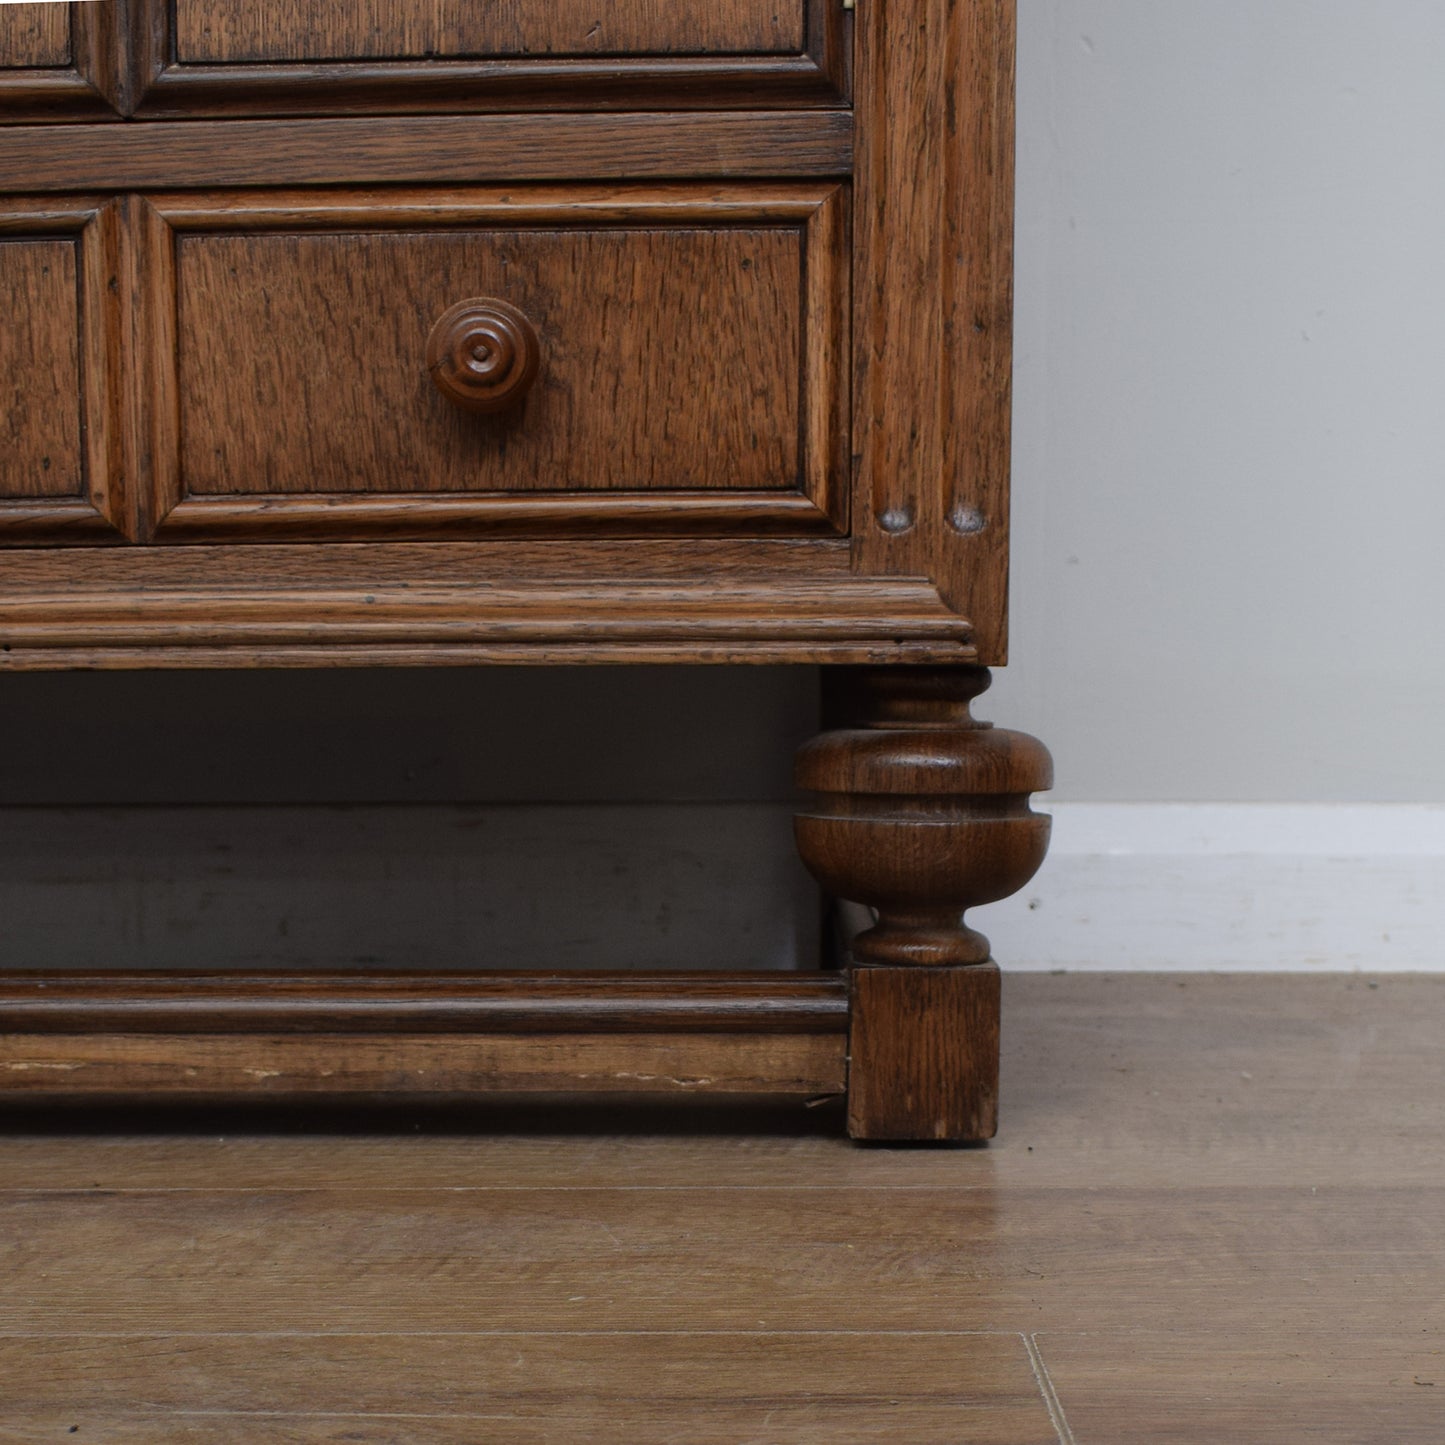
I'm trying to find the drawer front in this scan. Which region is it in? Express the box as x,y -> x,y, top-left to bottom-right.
177,0 -> 802,64
0,202 -> 124,542
131,0 -> 846,114
140,186 -> 849,542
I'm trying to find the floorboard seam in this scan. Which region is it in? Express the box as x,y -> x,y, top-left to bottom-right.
1024,1332 -> 1077,1445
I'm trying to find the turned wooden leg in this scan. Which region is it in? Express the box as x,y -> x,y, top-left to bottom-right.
794,666 -> 1052,1142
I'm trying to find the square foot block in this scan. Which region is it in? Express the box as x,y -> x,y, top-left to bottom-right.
847,961 -> 1000,1142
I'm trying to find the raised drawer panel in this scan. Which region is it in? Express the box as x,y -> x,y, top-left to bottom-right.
142,186 -> 848,541
0,4 -> 69,69
0,202 -> 125,543
177,0 -> 803,63
178,228 -> 798,496
0,4 -> 118,121
0,240 -> 81,499
127,0 -> 845,116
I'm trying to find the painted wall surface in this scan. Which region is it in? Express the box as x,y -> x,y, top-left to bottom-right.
990,0 -> 1445,802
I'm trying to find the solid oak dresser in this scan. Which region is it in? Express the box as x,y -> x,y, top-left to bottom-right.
0,0 -> 1049,1140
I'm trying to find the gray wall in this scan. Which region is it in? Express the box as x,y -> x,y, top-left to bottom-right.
991,0 -> 1445,801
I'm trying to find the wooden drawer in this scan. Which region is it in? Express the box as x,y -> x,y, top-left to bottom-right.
2,0 -> 846,120
113,185 -> 850,543
0,200 -> 124,542
177,0 -> 806,65
130,0 -> 847,115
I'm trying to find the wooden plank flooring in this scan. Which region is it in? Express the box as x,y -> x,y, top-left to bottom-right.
0,973 -> 1441,1441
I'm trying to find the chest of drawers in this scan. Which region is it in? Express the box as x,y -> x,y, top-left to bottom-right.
0,0 -> 1049,1140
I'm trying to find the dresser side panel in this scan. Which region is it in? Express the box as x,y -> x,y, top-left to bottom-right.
852,0 -> 1015,662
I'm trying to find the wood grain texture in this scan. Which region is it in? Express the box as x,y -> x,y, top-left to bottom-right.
0,238 -> 82,500
136,183 -> 849,541
122,0 -> 844,116
175,0 -> 804,63
1036,1331 -> 1445,1445
0,200 -> 126,543
0,3 -> 69,69
0,1333 -> 1055,1445
0,576 -> 973,668
2,976 -> 1442,1439
133,58 -> 844,121
0,113 -> 853,190
0,1032 -> 846,1097
852,0 -> 1015,660
174,227 -> 799,497
847,962 -> 1001,1141
796,667 -> 1049,1139
0,1181 -> 1440,1337
0,972 -> 848,1035
798,667 -> 1052,969
147,183 -> 842,228
118,195 -> 180,541
0,537 -> 855,588
0,2 -> 119,120
150,492 -> 840,543
0,642 -> 976,670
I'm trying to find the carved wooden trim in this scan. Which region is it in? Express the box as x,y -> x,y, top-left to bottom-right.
796,665 -> 1052,1139
122,195 -> 180,542
851,0 -> 1015,661
141,184 -> 845,229
0,196 -> 127,544
132,184 -> 849,542
0,576 -> 975,668
131,59 -> 843,118
151,495 -> 842,544
0,972 -> 850,1035
0,499 -> 118,544
122,0 -> 847,116
0,1032 -> 849,1097
0,537 -> 859,593
804,176 -> 852,535
0,113 -> 854,191
0,1 -> 121,120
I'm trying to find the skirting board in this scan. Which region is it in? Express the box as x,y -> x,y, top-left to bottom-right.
975,803 -> 1445,973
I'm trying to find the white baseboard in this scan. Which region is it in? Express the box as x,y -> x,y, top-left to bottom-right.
975,804 -> 1445,972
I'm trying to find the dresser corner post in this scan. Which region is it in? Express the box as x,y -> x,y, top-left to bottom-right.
794,665 -> 1052,1142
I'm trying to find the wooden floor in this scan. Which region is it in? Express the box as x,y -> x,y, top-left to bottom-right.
1,973 -> 1441,1442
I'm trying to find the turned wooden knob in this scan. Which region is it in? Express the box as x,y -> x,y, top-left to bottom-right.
426,297 -> 540,413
